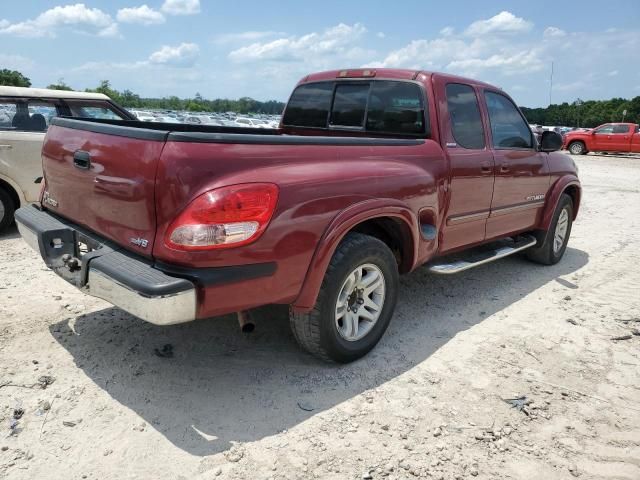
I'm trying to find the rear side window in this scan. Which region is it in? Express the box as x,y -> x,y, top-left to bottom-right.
283,80 -> 426,135
612,124 -> 629,134
0,99 -> 57,132
330,84 -> 368,127
65,100 -> 126,120
366,81 -> 425,135
445,83 -> 485,149
282,83 -> 333,128
485,91 -> 533,149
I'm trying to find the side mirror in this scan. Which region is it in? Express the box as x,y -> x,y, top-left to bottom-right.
539,131 -> 563,152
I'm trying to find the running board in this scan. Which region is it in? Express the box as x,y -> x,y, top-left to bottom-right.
428,235 -> 537,275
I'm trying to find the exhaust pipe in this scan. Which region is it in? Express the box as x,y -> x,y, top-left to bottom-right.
237,311 -> 255,333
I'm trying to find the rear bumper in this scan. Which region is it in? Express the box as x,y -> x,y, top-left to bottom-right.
15,205 -> 197,325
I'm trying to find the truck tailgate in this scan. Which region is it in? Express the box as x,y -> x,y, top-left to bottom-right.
41,119 -> 167,257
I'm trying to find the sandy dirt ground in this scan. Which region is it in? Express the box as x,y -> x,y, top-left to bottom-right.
0,153 -> 639,480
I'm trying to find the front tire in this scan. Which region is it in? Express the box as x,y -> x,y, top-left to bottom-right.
526,194 -> 574,265
290,233 -> 399,363
568,141 -> 586,155
0,188 -> 15,233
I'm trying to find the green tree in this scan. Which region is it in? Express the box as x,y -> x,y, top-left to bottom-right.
0,69 -> 32,87
46,78 -> 73,91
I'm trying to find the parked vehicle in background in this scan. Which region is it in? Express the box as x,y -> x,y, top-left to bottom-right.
234,117 -> 270,128
15,68 -> 579,362
563,122 -> 640,155
0,86 -> 134,232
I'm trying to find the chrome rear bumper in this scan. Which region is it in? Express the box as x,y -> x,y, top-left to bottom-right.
15,205 -> 197,326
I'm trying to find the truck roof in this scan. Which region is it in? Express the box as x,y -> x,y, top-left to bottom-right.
0,86 -> 110,100
300,68 -> 498,89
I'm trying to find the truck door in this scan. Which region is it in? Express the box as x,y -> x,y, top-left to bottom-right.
435,80 -> 495,252
591,124 -> 631,152
482,90 -> 550,240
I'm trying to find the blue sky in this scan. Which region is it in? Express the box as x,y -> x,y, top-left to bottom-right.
2,0 -> 639,106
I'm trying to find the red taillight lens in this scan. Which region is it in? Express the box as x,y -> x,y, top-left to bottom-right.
165,183 -> 279,251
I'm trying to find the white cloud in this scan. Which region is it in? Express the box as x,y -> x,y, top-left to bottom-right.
543,26 -> 566,38
376,32 -> 386,39
0,54 -> 35,71
213,31 -> 284,45
161,0 -> 200,16
465,11 -> 532,36
0,3 -> 118,38
448,50 -> 544,75
148,42 -> 199,66
440,26 -> 454,36
608,70 -> 619,77
229,23 -> 367,62
117,5 -> 165,25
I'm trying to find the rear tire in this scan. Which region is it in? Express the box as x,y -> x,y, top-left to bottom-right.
526,194 -> 573,265
289,233 -> 399,363
0,188 -> 15,233
568,141 -> 586,155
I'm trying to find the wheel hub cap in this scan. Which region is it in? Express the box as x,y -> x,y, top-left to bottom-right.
554,208 -> 569,253
335,263 -> 385,342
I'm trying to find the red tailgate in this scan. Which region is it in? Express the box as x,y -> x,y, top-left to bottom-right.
41,122 -> 166,257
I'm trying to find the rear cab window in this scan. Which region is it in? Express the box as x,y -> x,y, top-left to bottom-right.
282,80 -> 427,136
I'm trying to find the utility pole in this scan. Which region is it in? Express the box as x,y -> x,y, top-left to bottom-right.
549,61 -> 554,106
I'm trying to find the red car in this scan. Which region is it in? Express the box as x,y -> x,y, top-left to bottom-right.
564,122 -> 640,155
16,68 -> 580,362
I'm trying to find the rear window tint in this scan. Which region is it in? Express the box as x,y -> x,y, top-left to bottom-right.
282,83 -> 333,128
366,81 -> 425,135
330,84 -> 368,127
283,80 -> 426,135
445,83 -> 485,149
612,124 -> 629,134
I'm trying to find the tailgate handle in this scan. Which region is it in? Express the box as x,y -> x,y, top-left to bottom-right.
73,150 -> 91,169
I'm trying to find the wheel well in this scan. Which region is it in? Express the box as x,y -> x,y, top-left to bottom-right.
563,185 -> 580,218
0,179 -> 20,210
349,217 -> 414,273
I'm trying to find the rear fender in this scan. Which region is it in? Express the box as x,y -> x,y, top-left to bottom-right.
291,199 -> 419,313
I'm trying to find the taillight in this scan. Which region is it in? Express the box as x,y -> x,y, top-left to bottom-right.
165,183 -> 279,251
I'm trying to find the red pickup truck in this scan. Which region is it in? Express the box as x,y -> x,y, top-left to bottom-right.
15,69 -> 580,362
564,122 -> 640,155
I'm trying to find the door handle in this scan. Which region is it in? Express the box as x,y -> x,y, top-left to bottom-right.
480,165 -> 492,174
73,150 -> 91,169
500,164 -> 510,173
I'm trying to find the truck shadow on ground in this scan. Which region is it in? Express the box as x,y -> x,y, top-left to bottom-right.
50,247 -> 588,456
0,224 -> 20,241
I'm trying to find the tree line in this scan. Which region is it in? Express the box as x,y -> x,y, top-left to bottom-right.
1,68 -> 639,124
0,70 -> 285,115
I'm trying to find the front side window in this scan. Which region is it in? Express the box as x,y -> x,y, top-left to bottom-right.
445,83 -> 485,149
594,124 -> 614,134
282,82 -> 333,128
485,91 -> 532,149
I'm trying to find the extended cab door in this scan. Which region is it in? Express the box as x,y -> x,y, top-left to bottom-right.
631,125 -> 640,153
482,90 -> 550,240
435,80 -> 495,252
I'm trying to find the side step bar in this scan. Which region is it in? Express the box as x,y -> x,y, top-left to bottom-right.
428,235 -> 537,275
